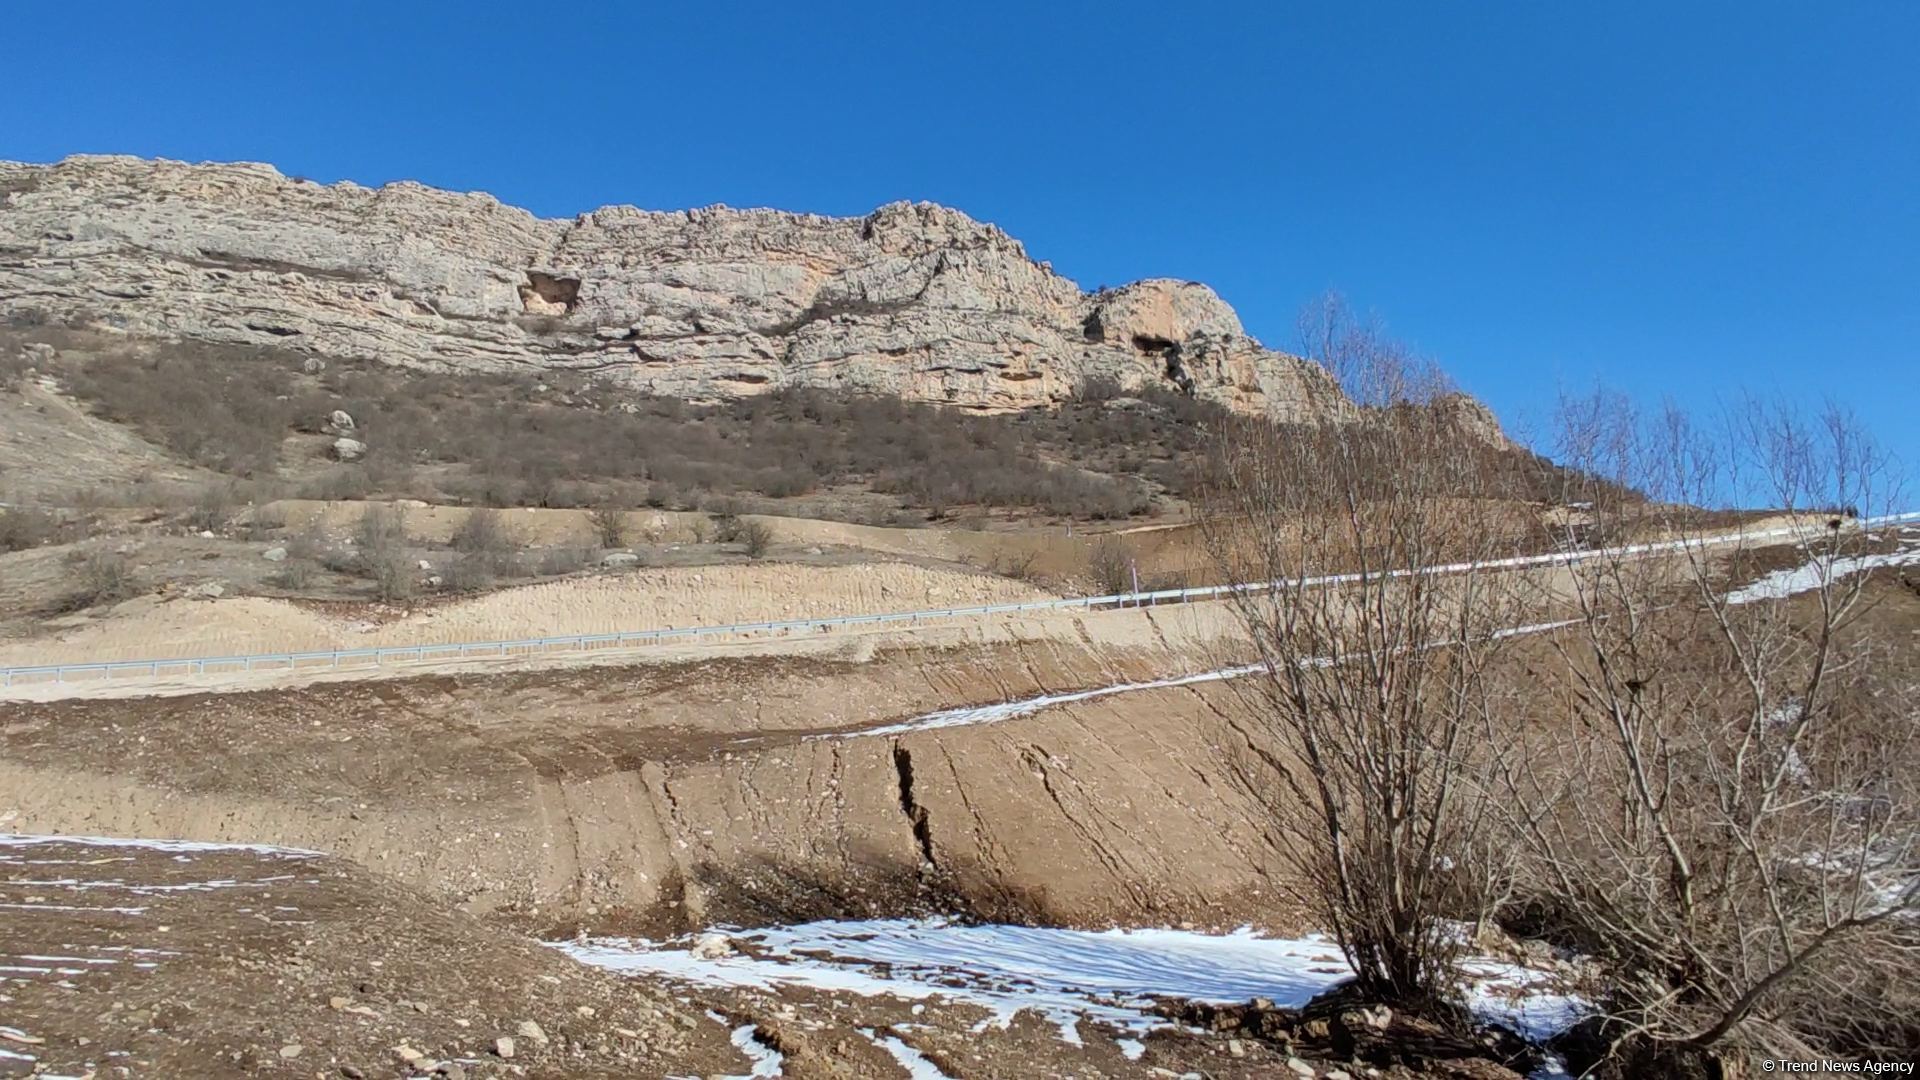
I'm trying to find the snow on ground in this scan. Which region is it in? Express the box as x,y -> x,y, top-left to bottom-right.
818,665 -> 1262,739
0,834 -> 322,858
859,1027 -> 954,1078
824,618 -> 1583,741
706,1011 -> 784,1078
556,918 -> 1586,1048
1726,530 -> 1920,605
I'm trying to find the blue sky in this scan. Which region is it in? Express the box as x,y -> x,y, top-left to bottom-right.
5,2 -> 1916,478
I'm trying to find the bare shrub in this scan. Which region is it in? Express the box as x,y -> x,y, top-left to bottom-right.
589,503 -> 628,548
266,513 -> 323,590
184,481 -> 238,533
1198,296 -> 1535,1011
70,550 -> 137,608
1087,536 -> 1135,595
451,507 -> 519,555
440,552 -> 496,593
711,503 -> 748,544
740,519 -> 773,559
536,545 -> 598,576
984,547 -> 1044,584
268,557 -> 314,590
362,545 -> 416,603
245,503 -> 287,542
62,344 -> 300,476
1487,395 -> 1918,1063
299,465 -> 375,501
0,350 -> 31,390
0,506 -> 61,552
354,503 -> 409,551
353,503 -> 414,603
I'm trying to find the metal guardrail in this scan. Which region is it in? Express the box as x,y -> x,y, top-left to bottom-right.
5,510 -> 1916,687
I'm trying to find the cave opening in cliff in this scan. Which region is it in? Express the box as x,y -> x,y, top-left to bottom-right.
519,271 -> 582,316
1130,334 -> 1175,354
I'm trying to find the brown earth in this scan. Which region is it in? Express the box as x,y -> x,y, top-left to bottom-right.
0,557 -> 1057,667
4,533 -> 1890,1078
0,836 -> 745,1079
0,603 -> 1288,933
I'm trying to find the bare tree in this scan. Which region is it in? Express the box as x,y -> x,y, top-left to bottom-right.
354,503 -> 415,603
1492,394 -> 1918,1062
589,501 -> 628,548
1200,295 -> 1536,1009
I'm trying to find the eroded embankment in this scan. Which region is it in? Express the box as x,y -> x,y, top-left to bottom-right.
0,603 -> 1295,932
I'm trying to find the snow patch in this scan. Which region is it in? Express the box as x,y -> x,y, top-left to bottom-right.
1726,546 -> 1920,605
0,834 -> 322,857
859,1028 -> 953,1078
707,1011 -> 783,1078
813,665 -> 1262,740
557,918 -> 1585,1048
822,620 -> 1578,741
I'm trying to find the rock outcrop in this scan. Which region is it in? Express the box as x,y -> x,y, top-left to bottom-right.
0,155 -> 1349,416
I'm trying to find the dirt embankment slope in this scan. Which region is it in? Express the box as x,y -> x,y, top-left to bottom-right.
0,603 -> 1291,933
0,560 -> 1056,668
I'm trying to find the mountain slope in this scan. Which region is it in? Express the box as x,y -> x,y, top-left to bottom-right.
0,155 -> 1345,416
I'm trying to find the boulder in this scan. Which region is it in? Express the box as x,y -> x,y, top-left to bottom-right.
326,409 -> 356,434
330,437 -> 366,462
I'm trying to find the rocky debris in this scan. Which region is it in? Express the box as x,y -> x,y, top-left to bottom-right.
492,1036 -> 514,1058
331,436 -> 367,462
1160,993 -> 1537,1079
514,1019 -> 548,1047
262,546 -> 288,562
599,551 -> 640,569
0,155 -> 1360,420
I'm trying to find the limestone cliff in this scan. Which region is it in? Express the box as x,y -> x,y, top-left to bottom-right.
0,155 -> 1349,416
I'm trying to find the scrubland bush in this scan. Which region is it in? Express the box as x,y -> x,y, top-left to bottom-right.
740,519 -> 773,558
1087,536 -> 1135,594
68,550 -> 136,608
450,506 -> 519,555
0,506 -> 61,552
588,503 -> 628,548
351,503 -> 415,602
1201,293 -> 1918,1072
535,545 -> 598,576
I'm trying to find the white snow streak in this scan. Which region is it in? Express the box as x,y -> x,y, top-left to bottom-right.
819,619 -> 1581,741
817,665 -> 1262,740
557,918 -> 1585,1047
0,834 -> 322,857
1725,546 -> 1920,604
859,1028 -> 953,1078
707,1011 -> 783,1078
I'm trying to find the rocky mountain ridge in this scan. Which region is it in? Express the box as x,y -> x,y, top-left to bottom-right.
0,155 -> 1361,417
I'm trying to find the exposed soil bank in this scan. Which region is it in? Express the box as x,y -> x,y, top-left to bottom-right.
2,605 -> 1293,931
